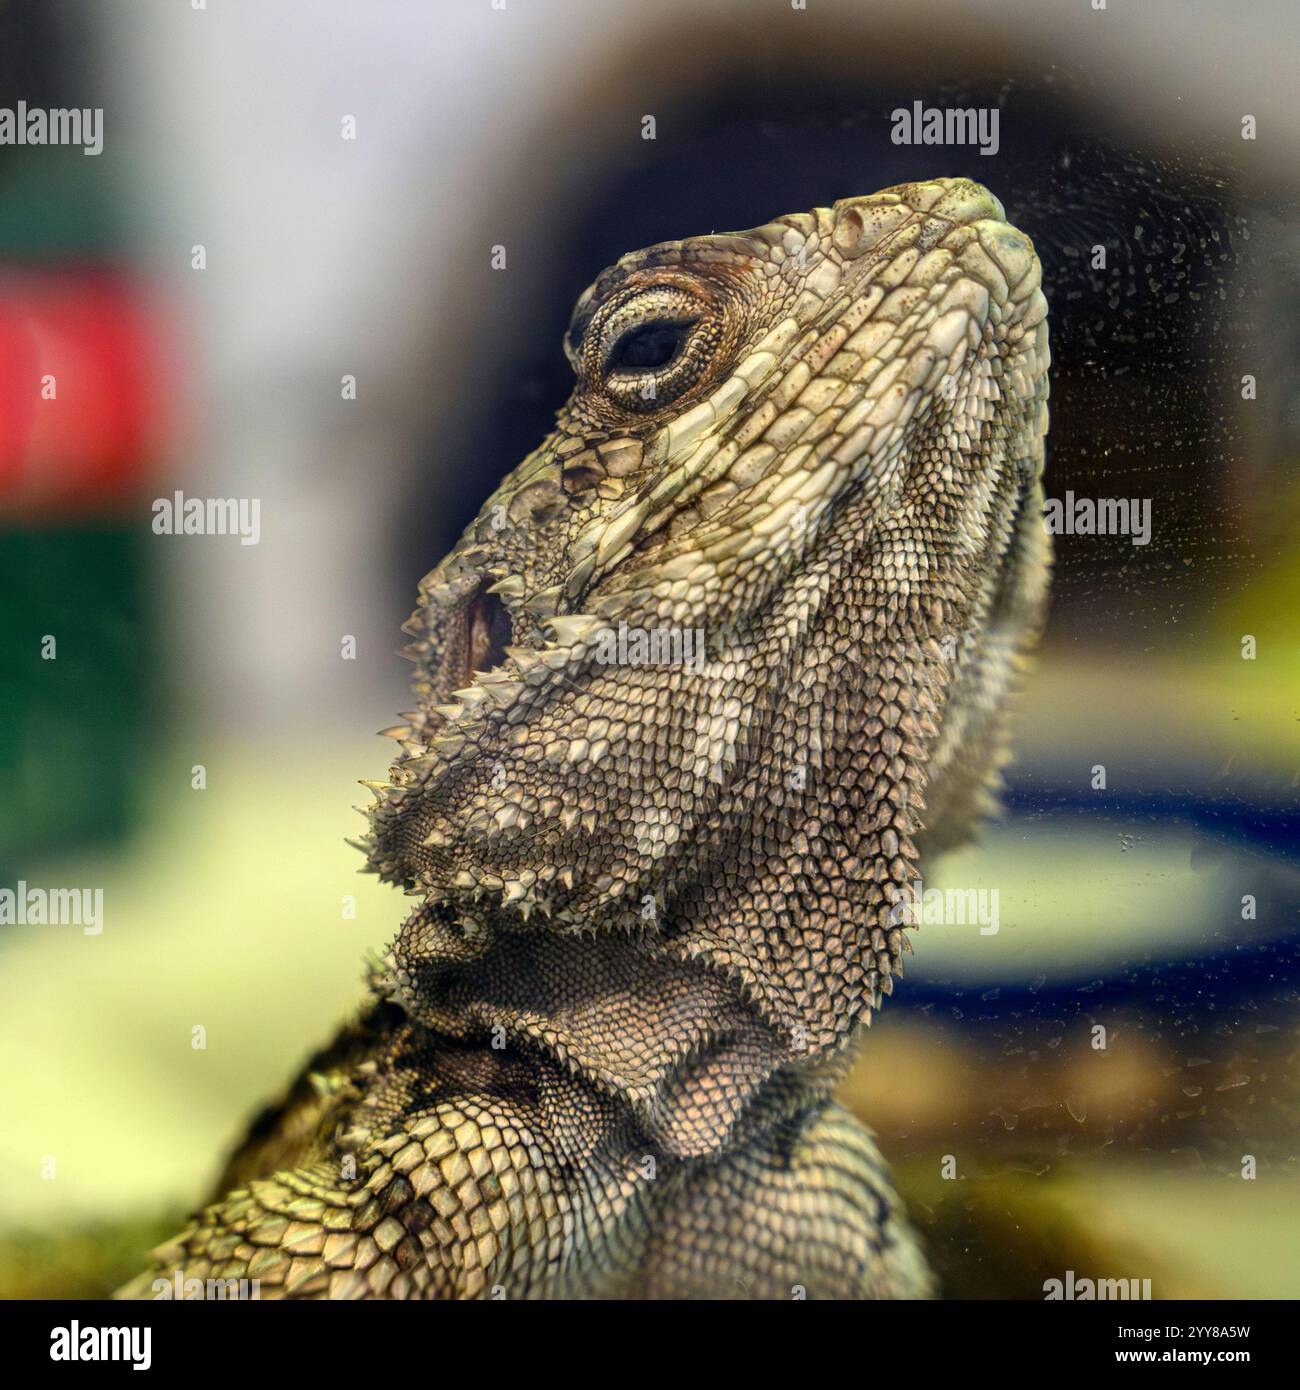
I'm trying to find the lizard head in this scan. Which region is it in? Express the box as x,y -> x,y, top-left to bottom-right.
367,177 -> 1050,1053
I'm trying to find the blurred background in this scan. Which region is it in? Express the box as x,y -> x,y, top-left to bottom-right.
0,0 -> 1297,1298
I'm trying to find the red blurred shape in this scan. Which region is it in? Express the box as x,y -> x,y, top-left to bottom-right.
0,268 -> 176,515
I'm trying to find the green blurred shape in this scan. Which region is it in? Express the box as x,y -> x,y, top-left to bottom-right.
0,526 -> 152,869
0,1217 -> 179,1299
0,148 -> 119,259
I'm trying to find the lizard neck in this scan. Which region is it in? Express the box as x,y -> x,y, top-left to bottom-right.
389,910 -> 850,1159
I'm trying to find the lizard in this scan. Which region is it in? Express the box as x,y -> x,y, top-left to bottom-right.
120,176 -> 1050,1300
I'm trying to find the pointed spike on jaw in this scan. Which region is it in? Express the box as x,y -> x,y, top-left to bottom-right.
524,585 -> 562,617
504,645 -> 541,671
545,614 -> 601,644
484,680 -> 523,707
592,504 -> 645,573
565,553 -> 597,599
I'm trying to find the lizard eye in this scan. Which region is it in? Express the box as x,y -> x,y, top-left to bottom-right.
606,321 -> 690,371
586,283 -> 722,413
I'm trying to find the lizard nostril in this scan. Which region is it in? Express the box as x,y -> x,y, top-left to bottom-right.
465,586 -> 513,679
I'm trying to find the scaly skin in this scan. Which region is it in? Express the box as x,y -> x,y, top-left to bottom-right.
120,177 -> 1050,1300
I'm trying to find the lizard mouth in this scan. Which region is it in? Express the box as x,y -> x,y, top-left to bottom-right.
463,585 -> 513,684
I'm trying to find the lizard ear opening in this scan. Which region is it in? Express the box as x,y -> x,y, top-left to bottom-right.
465,587 -> 513,680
